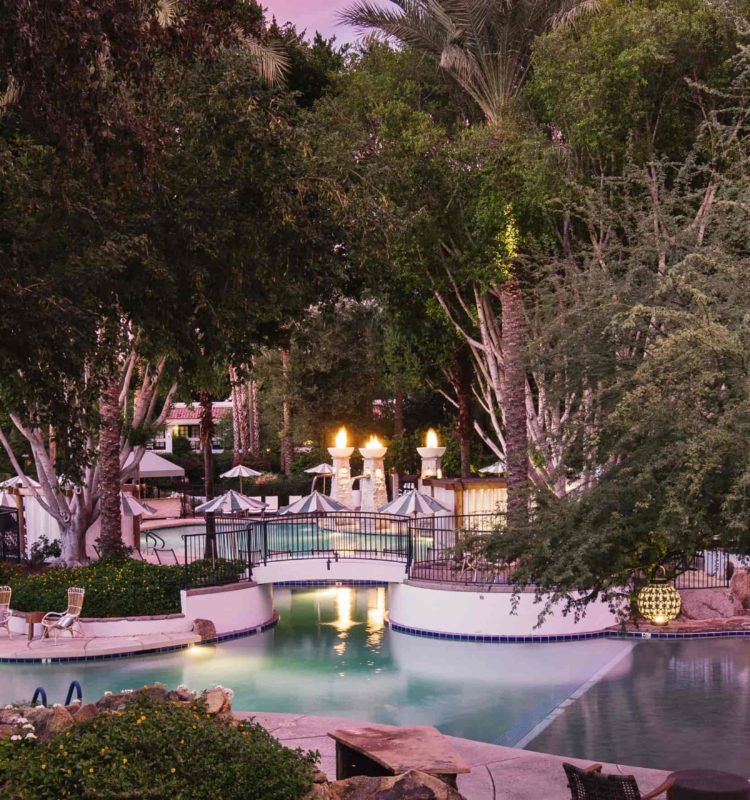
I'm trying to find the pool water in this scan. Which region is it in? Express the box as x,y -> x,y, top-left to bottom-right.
142,524 -> 203,551
1,587 -> 749,775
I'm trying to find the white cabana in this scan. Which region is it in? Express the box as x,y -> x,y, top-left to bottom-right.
478,460 -> 505,475
379,489 -> 449,517
120,492 -> 158,517
122,451 -> 185,479
278,490 -> 351,515
195,490 -> 266,515
0,476 -> 40,489
0,491 -> 16,508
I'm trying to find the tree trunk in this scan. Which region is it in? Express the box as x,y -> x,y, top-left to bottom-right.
451,349 -> 474,479
58,514 -> 90,565
199,389 -> 216,559
501,282 -> 529,523
98,372 -> 123,557
230,367 -> 242,464
237,377 -> 251,462
280,348 -> 294,476
394,390 -> 405,435
249,376 -> 260,457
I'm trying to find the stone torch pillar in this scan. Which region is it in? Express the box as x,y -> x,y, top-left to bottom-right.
417,428 -> 446,484
359,436 -> 388,512
328,427 -> 354,508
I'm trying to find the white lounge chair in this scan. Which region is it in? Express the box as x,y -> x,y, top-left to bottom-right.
41,587 -> 85,643
288,495 -> 302,504
264,496 -> 279,513
0,586 -> 13,639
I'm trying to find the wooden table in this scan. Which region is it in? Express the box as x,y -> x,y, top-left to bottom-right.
24,611 -> 46,642
328,724 -> 470,789
667,769 -> 750,800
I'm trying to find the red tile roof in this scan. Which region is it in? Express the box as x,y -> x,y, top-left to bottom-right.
168,406 -> 231,421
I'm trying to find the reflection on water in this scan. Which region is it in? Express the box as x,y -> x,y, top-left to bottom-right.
2,587 -> 747,774
528,639 -> 750,776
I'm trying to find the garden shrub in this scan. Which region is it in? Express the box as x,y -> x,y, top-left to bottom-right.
1,693 -> 318,800
0,557 -> 244,617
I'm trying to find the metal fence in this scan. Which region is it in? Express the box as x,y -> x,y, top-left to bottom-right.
672,549 -> 741,590
0,507 -> 22,562
182,523 -> 253,589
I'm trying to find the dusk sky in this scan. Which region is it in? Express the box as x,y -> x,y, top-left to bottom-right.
263,0 -> 362,43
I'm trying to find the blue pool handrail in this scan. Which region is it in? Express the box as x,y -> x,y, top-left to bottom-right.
64,680 -> 82,705
30,686 -> 47,707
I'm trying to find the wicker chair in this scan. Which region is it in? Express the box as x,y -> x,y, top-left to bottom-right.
0,585 -> 13,639
41,587 -> 85,643
564,763 -> 674,800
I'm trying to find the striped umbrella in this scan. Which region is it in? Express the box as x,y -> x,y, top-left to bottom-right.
220,465 -> 263,493
195,490 -> 266,515
378,489 -> 449,517
120,492 -> 158,518
0,476 -> 40,489
304,463 -> 335,492
278,491 -> 351,515
478,460 -> 505,475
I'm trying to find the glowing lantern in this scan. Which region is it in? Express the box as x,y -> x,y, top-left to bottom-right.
425,428 -> 439,448
334,426 -> 348,449
637,568 -> 681,626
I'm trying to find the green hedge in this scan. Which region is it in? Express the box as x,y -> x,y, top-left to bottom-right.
1,693 -> 318,800
0,558 -> 244,618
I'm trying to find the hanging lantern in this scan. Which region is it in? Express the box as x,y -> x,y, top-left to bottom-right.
637,567 -> 681,626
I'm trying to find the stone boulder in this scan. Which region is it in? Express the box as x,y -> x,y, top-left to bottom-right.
679,588 -> 744,620
193,618 -> 217,642
71,703 -> 99,725
730,571 -> 750,611
309,770 -> 465,800
96,685 -> 170,712
203,687 -> 233,719
25,705 -> 74,740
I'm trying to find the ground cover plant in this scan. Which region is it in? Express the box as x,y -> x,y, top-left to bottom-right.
0,692 -> 318,800
0,556 -> 244,617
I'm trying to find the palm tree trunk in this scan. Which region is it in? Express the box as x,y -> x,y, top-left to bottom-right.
98,372 -> 122,557
199,389 -> 216,559
501,281 -> 529,523
249,376 -> 260,457
394,390 -> 405,435
451,348 -> 474,479
280,348 -> 294,476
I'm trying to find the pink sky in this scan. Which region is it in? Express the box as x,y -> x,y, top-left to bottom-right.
263,0 -> 362,43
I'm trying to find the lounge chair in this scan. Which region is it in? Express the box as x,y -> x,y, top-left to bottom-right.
0,586 -> 13,639
564,763 -> 674,800
264,496 -> 279,513
41,587 -> 85,643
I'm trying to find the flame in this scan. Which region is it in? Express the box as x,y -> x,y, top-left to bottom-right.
425,428 -> 439,448
364,435 -> 382,449
334,426 -> 348,448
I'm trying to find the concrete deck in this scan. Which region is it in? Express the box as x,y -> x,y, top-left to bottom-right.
0,631 -> 200,661
237,711 -> 671,800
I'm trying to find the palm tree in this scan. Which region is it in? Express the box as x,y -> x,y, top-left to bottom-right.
341,0 -> 595,519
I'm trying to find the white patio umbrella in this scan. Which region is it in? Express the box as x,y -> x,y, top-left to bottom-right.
378,489 -> 449,518
0,475 -> 40,489
119,492 -> 158,517
478,460 -> 505,475
195,490 -> 266,515
219,465 -> 263,493
0,491 -> 16,508
304,463 -> 335,493
278,490 -> 351,515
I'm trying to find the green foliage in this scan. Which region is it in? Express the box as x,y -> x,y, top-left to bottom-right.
1,693 -> 318,800
0,558 -> 240,617
384,431 -> 421,475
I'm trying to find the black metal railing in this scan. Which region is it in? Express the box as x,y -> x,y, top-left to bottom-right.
672,550 -> 741,590
182,525 -> 253,589
0,507 -> 22,562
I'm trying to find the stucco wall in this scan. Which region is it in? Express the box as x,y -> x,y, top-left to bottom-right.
251,558 -> 407,586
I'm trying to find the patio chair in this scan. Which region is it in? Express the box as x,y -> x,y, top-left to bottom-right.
41,587 -> 85,643
264,496 -> 279,513
288,495 -> 302,504
154,548 -> 179,565
0,586 -> 13,639
563,763 -> 674,800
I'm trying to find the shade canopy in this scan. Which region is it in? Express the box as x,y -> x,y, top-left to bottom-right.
304,463 -> 336,476
379,489 -> 449,517
220,465 -> 263,479
123,451 -> 185,479
0,491 -> 16,508
195,490 -> 266,514
120,492 -> 158,517
478,460 -> 505,475
279,491 -> 351,515
0,476 -> 40,489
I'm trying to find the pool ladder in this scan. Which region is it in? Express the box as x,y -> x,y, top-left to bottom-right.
30,680 -> 82,708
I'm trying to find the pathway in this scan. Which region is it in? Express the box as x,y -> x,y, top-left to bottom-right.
237,711 -> 671,800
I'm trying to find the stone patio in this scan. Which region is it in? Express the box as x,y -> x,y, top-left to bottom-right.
237,711 -> 671,800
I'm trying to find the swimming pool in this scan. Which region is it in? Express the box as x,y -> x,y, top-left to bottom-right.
142,524 -> 203,551
2,587 -> 749,775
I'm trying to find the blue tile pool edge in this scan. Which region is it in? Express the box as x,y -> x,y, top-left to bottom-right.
386,618 -> 750,643
0,615 -> 280,664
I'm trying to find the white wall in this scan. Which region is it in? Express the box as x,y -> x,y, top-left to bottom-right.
388,582 -> 619,638
181,582 -> 274,635
251,558 -> 407,586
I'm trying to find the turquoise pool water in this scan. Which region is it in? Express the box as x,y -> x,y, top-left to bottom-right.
2,587 -> 749,775
142,524 -> 203,550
